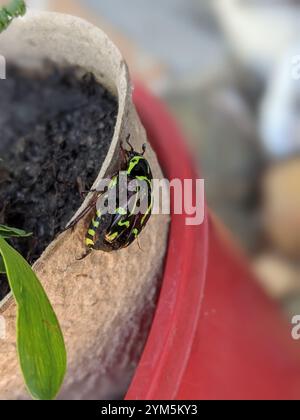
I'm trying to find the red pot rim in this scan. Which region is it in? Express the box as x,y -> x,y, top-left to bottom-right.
126,82 -> 209,400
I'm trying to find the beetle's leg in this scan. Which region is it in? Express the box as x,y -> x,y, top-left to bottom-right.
120,141 -> 128,164
141,144 -> 147,155
76,249 -> 92,261
63,197 -> 98,232
77,177 -> 99,198
80,189 -> 98,199
137,235 -> 144,252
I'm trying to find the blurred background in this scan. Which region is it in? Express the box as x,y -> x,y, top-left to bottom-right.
26,0 -> 300,318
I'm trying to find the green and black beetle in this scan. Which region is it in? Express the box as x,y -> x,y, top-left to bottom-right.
66,136 -> 153,259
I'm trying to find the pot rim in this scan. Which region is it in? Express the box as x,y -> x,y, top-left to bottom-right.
126,83 -> 209,400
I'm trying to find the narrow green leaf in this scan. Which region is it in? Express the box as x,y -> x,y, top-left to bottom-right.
0,0 -> 26,33
5,0 -> 26,17
0,256 -> 5,273
0,237 -> 66,400
0,224 -> 32,238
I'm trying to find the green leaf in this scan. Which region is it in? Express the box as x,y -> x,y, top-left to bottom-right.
0,224 -> 32,239
0,256 -> 5,273
0,1 -> 26,33
5,0 -> 26,17
0,237 -> 66,400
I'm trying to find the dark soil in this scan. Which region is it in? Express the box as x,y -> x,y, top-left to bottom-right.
0,63 -> 118,301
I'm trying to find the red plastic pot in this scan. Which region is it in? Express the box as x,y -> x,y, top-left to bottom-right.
126,83 -> 300,400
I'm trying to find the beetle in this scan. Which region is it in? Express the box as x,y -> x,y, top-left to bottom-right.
66,135 -> 153,259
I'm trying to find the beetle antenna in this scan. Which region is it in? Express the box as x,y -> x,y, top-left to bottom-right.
141,144 -> 147,155
126,134 -> 134,152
